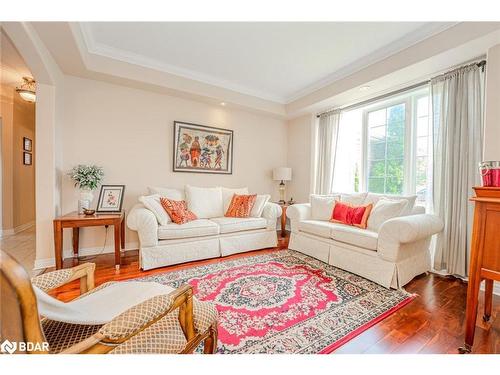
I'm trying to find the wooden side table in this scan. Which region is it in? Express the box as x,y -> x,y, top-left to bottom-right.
459,187 -> 500,353
53,211 -> 125,270
277,203 -> 291,238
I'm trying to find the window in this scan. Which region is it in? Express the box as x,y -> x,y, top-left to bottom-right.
332,88 -> 432,207
365,102 -> 406,195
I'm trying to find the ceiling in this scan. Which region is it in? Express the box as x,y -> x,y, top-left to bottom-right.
1,29 -> 33,88
80,22 -> 453,104
15,22 -> 500,118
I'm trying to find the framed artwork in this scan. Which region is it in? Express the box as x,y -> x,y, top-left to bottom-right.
23,152 -> 32,165
23,137 -> 32,152
96,185 -> 126,213
173,121 -> 233,174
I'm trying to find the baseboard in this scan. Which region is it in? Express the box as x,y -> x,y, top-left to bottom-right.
483,281 -> 500,297
432,271 -> 500,296
33,241 -> 139,271
0,221 -> 35,238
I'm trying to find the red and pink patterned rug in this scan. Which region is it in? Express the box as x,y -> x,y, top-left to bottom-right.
139,250 -> 414,353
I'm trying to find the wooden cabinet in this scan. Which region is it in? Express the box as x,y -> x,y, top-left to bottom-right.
460,187 -> 500,353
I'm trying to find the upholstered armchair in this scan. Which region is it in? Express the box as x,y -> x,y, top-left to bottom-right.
0,250 -> 218,354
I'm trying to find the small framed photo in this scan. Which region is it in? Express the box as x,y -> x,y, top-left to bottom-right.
23,137 -> 32,152
96,185 -> 125,213
23,152 -> 32,165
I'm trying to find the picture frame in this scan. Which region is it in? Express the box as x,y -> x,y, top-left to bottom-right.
173,121 -> 233,174
96,185 -> 126,213
23,152 -> 32,165
23,137 -> 32,152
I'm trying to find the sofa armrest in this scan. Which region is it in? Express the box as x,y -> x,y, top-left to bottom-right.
286,203 -> 312,233
261,202 -> 282,220
377,214 -> 444,262
127,204 -> 159,248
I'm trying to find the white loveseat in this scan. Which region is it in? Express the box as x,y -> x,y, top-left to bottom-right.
286,192 -> 444,289
127,185 -> 282,270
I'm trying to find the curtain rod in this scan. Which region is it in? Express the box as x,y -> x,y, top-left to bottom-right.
316,59 -> 487,118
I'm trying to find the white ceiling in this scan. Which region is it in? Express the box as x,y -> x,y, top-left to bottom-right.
1,29 -> 33,88
80,22 -> 454,103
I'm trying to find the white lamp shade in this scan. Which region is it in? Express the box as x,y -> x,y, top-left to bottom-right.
273,167 -> 292,181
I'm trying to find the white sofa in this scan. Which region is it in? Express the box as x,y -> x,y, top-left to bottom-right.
127,186 -> 282,270
286,192 -> 444,289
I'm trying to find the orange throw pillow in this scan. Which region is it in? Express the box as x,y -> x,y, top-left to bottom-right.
160,197 -> 197,224
225,194 -> 257,218
330,201 -> 373,229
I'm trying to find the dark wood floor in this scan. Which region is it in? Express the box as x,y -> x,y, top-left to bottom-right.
49,234 -> 499,354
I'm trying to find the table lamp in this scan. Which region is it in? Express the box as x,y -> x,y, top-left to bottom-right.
273,167 -> 292,204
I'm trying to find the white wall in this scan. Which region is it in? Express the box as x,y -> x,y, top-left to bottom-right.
286,114 -> 314,203
483,43 -> 500,160
58,75 -> 287,257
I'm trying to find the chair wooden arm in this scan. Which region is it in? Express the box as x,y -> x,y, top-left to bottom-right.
63,284 -> 195,354
31,263 -> 95,294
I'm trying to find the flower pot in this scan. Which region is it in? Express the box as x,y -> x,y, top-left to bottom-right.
78,189 -> 94,214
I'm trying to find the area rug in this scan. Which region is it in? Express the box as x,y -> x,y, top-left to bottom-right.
137,250 -> 414,354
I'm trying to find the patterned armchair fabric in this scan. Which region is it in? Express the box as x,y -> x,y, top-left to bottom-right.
32,269 -> 75,292
30,263 -> 218,354
99,294 -> 175,342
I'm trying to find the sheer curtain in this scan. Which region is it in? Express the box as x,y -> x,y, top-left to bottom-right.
314,110 -> 341,195
431,63 -> 485,277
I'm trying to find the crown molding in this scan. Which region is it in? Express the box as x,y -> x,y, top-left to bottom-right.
79,23 -> 286,104
284,22 -> 458,103
79,22 -> 457,105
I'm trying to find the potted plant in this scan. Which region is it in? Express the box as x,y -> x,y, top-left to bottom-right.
68,165 -> 104,213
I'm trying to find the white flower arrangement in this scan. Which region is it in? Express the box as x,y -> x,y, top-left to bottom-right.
68,164 -> 104,191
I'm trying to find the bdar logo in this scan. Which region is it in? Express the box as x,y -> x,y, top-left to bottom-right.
1,339 -> 17,354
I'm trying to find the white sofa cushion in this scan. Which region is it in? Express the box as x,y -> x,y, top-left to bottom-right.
364,193 -> 416,216
157,219 -> 219,240
367,198 -> 408,232
210,217 -> 267,234
340,192 -> 367,206
330,224 -> 378,251
310,194 -> 340,220
250,194 -> 271,217
148,187 -> 185,200
138,194 -> 171,225
185,185 -> 224,218
221,187 -> 249,213
298,220 -> 335,239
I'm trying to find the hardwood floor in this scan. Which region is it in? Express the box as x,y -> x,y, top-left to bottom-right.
48,235 -> 499,354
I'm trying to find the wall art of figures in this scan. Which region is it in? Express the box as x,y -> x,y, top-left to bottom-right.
173,121 -> 233,174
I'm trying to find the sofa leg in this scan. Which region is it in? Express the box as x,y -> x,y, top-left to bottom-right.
203,323 -> 218,354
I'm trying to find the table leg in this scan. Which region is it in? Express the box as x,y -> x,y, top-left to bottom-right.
120,217 -> 125,249
483,279 -> 493,322
114,222 -> 121,270
53,221 -> 63,270
459,270 -> 481,353
72,227 -> 80,257
281,209 -> 287,238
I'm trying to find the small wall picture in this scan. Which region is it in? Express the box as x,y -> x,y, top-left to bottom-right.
23,137 -> 32,152
173,121 -> 233,174
23,152 -> 32,165
96,185 -> 125,213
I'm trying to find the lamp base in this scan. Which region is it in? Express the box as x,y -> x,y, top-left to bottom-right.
279,180 -> 286,204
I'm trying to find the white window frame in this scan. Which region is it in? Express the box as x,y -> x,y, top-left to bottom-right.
359,87 -> 431,199
361,98 -> 412,194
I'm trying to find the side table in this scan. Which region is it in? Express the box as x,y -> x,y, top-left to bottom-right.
276,202 -> 292,238
53,211 -> 125,270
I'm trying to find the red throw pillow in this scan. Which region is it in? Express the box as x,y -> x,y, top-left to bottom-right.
330,201 -> 373,229
225,194 -> 257,218
160,197 -> 197,224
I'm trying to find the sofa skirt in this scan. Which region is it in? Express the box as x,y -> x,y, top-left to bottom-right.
140,229 -> 278,270
288,232 -> 430,289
